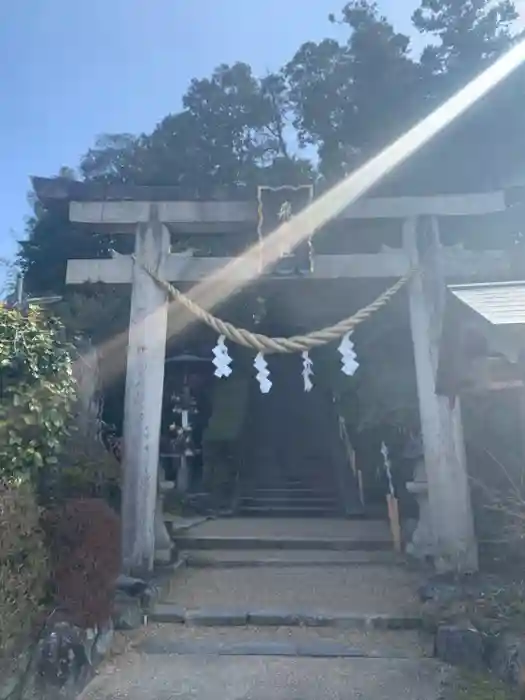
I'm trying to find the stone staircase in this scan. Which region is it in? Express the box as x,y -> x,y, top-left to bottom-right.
155,517 -> 424,631
89,518 -> 448,700
237,355 -> 362,517
237,476 -> 345,517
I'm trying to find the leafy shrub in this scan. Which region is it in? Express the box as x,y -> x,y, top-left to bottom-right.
56,425 -> 121,507
0,304 -> 75,483
58,339 -> 122,507
43,499 -> 121,628
0,480 -> 48,657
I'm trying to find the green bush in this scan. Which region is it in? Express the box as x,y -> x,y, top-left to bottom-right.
0,479 -> 48,657
0,304 -> 75,484
56,421 -> 121,507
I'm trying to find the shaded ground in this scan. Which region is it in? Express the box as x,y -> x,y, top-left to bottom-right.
442,671 -> 514,700
82,653 -> 450,700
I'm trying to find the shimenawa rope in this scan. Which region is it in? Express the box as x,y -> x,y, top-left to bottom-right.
136,258 -> 416,354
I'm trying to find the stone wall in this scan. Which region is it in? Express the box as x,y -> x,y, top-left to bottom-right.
0,575 -> 155,700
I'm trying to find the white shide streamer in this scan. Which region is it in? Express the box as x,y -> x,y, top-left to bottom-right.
212,335 -> 233,378
254,353 -> 272,394
301,351 -> 314,392
338,332 -> 359,377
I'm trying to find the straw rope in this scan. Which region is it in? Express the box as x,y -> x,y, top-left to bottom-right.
137,258 -> 416,354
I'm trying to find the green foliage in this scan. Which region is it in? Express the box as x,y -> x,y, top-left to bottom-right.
0,480 -> 48,657
19,205 -> 111,298
287,1 -> 422,177
413,0 -> 519,84
0,304 -> 76,482
55,420 -> 121,505
407,0 -> 524,195
53,285 -> 131,346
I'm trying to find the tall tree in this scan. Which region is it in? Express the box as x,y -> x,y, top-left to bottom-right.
80,134 -> 147,184
19,167 -> 111,296
408,0 -> 524,193
413,0 -> 519,88
286,1 -> 421,177
19,204 -> 110,297
175,63 -> 311,191
78,64 -> 312,195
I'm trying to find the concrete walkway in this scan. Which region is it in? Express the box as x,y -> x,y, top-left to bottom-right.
81,518 -> 452,700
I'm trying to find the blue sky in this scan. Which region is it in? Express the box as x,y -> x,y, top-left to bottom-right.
0,0 -> 422,270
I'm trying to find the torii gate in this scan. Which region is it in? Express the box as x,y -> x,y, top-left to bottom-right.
33,177 -> 522,575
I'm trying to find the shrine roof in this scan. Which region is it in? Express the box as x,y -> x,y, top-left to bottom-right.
449,281 -> 525,326
31,175 -> 525,207
31,176 -> 253,203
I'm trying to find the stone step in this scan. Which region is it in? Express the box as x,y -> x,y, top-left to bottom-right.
174,517 -> 393,551
243,469 -> 333,476
139,624 -> 432,659
239,491 -> 340,500
176,534 -> 391,549
241,483 -> 339,489
150,605 -> 423,630
237,504 -> 341,512
244,476 -> 334,482
94,649 -> 449,700
238,496 -> 339,505
236,506 -> 344,518
237,503 -> 341,509
160,564 -> 420,618
240,488 -> 339,497
181,549 -> 403,568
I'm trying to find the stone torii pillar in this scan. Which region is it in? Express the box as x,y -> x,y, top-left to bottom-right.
403,216 -> 478,573
121,205 -> 170,575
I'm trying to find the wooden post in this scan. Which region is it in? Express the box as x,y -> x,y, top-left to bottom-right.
121,206 -> 170,575
403,216 -> 478,573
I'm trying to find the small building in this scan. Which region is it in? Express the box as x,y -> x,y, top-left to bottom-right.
437,282 -> 525,555
438,281 -> 525,396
